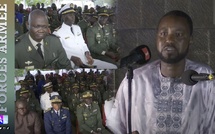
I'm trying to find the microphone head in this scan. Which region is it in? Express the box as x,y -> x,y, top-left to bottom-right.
120,45 -> 151,68
134,45 -> 151,65
181,70 -> 198,85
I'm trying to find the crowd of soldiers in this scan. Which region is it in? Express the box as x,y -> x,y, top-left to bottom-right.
15,69 -> 115,133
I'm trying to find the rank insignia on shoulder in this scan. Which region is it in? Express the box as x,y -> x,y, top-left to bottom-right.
15,35 -> 24,44
93,101 -> 98,104
78,103 -> 83,107
54,26 -> 61,31
49,33 -> 60,38
93,109 -> 97,112
44,108 -> 51,113
62,106 -> 69,110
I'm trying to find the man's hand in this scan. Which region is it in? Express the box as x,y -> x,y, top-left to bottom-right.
105,51 -> 118,59
70,56 -> 83,67
85,52 -> 94,65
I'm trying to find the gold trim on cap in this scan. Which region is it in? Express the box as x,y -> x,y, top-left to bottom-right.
51,96 -> 62,103
20,90 -> 29,94
62,9 -> 76,15
82,92 -> 93,98
98,13 -> 109,16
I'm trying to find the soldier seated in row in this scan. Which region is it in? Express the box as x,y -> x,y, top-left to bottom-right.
76,90 -> 110,134
67,82 -> 81,133
86,8 -> 120,66
15,9 -> 71,69
40,82 -> 59,111
53,3 -> 117,69
16,80 -> 36,100
19,88 -> 42,118
44,95 -> 72,134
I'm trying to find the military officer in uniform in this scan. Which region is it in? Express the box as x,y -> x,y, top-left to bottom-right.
107,9 -> 118,51
40,82 -> 59,111
77,9 -> 94,41
15,9 -> 71,69
76,90 -> 110,134
90,82 -> 102,108
19,88 -> 42,118
44,95 -> 72,134
86,8 -> 120,66
68,82 -> 81,113
16,80 -> 36,100
61,79 -> 71,107
53,3 -> 117,69
103,82 -> 115,102
67,82 -> 81,133
46,7 -> 61,33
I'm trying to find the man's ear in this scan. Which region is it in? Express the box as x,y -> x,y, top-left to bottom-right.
26,21 -> 29,30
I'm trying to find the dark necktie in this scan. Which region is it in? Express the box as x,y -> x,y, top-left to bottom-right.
70,27 -> 74,34
36,43 -> 43,59
88,105 -> 91,110
101,26 -> 105,35
49,93 -> 51,99
57,111 -> 59,116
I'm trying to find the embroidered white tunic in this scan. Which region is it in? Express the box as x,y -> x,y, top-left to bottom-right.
105,59 -> 215,134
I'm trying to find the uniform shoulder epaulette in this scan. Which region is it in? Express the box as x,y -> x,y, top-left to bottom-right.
49,33 -> 60,38
15,34 -> 25,44
93,101 -> 98,104
77,103 -> 84,108
44,108 -> 51,113
62,106 -> 69,110
54,26 -> 61,32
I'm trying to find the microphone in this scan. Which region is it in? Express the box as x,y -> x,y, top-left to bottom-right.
120,45 -> 151,68
181,70 -> 215,85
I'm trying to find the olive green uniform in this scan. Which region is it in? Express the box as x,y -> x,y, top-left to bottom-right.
15,33 -> 71,69
76,102 -> 109,134
103,90 -> 115,102
86,22 -> 119,65
77,19 -> 91,40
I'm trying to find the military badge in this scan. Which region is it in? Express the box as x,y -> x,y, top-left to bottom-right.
93,109 -> 97,112
27,46 -> 32,52
62,115 -> 67,119
25,61 -> 32,65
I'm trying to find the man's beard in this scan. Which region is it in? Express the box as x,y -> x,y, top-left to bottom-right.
157,47 -> 189,64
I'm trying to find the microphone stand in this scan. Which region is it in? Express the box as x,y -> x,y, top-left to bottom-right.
127,65 -> 133,134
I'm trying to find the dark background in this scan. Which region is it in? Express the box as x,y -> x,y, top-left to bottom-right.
114,0 -> 215,89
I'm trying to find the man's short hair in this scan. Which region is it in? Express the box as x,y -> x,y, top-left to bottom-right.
158,10 -> 193,35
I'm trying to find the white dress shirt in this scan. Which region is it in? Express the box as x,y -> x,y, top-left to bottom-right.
40,91 -> 59,111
